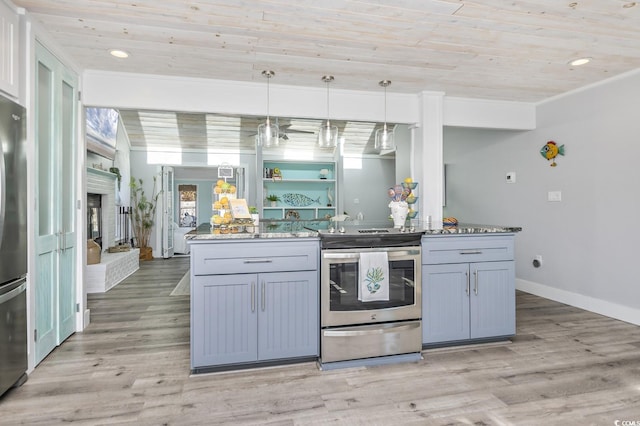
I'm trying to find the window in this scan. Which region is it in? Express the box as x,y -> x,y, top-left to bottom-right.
178,184 -> 197,227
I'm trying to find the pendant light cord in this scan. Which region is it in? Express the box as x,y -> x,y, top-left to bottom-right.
326,82 -> 330,124
322,75 -> 334,127
384,84 -> 387,131
379,80 -> 391,132
263,70 -> 275,124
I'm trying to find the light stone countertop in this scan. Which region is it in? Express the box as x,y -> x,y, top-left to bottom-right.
186,221 -> 521,242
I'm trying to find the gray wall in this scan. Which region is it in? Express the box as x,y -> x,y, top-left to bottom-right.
443,70 -> 640,323
343,157 -> 395,222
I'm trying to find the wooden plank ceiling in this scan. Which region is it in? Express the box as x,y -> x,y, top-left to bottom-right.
118,110 -> 383,155
14,0 -> 640,153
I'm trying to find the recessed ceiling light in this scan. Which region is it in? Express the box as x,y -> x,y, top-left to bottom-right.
109,49 -> 130,59
568,57 -> 591,66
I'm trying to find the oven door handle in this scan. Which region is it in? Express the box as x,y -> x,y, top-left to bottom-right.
322,249 -> 419,259
323,322 -> 420,337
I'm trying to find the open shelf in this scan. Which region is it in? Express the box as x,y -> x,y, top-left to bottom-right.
263,160 -> 336,220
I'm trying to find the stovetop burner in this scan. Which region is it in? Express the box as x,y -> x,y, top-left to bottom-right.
318,223 -> 423,249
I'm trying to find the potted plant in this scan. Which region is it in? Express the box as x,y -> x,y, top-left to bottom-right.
266,194 -> 280,207
248,206 -> 259,233
109,167 -> 122,191
130,175 -> 162,260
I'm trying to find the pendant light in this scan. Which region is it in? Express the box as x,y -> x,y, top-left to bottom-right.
318,75 -> 338,149
374,80 -> 395,152
257,70 -> 279,148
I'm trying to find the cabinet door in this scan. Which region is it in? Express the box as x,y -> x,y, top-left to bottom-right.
258,270 -> 319,360
191,274 -> 258,368
470,261 -> 515,339
422,263 -> 470,344
0,1 -> 19,97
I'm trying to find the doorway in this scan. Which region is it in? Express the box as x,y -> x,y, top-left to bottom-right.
161,166 -> 247,257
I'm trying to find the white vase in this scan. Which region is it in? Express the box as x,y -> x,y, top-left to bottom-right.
389,201 -> 409,228
250,213 -> 260,233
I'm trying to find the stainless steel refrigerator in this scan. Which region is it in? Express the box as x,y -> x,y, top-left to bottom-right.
0,94 -> 27,396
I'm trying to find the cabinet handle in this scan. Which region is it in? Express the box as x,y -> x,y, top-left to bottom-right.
323,321 -> 420,337
460,251 -> 482,255
465,270 -> 470,296
251,282 -> 256,312
243,259 -> 273,264
474,270 -> 478,295
261,281 -> 266,311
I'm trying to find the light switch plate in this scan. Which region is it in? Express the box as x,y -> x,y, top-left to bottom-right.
506,172 -> 516,183
548,191 -> 562,202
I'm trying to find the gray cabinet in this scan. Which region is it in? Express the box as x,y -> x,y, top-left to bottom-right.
258,271 -> 318,360
192,274 -> 257,366
422,235 -> 515,345
190,240 -> 319,370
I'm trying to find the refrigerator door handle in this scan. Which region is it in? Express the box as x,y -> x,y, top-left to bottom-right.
0,280 -> 26,305
0,137 -> 5,245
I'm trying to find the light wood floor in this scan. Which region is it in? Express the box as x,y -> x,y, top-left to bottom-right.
2,257 -> 640,425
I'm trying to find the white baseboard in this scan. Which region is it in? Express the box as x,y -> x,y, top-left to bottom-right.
517,278 -> 640,326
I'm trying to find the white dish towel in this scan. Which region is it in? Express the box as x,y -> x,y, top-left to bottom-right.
358,251 -> 390,302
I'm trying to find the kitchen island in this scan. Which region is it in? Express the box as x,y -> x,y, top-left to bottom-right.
188,221 -> 520,373
188,222 -> 321,373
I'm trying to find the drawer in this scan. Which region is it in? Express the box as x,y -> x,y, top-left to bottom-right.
321,321 -> 422,363
192,240 -> 319,275
422,235 -> 514,264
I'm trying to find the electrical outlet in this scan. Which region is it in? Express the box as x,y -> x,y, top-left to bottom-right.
533,255 -> 543,268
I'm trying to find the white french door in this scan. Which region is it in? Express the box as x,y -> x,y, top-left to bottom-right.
34,42 -> 78,364
162,166 -> 175,258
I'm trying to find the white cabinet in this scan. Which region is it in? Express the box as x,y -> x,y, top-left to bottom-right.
190,239 -> 319,371
0,1 -> 19,97
422,235 -> 516,346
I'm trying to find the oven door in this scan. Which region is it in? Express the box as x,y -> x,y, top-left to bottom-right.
321,246 -> 421,327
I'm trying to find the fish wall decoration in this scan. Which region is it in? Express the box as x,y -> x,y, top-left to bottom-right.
540,140 -> 565,167
282,193 -> 321,207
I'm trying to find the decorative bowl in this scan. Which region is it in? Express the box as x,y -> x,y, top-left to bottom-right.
401,182 -> 418,190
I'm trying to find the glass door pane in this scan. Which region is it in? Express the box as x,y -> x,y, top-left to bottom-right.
37,62 -> 54,237
60,79 -> 75,233
328,258 -> 416,312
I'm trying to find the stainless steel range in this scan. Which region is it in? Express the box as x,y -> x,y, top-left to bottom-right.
318,224 -> 423,366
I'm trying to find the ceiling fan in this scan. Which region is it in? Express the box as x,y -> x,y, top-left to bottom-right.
278,121 -> 316,140
244,117 -> 316,140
